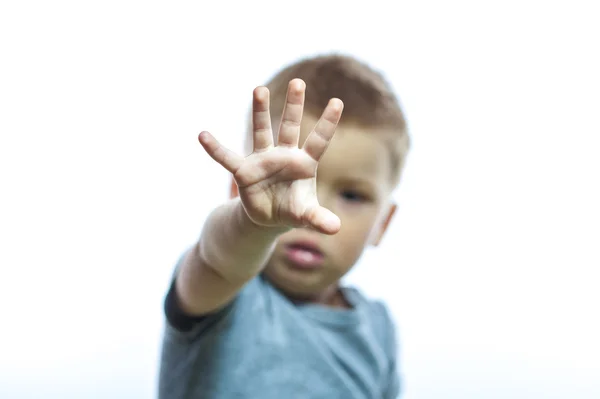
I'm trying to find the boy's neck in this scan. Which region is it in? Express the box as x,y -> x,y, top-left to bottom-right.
289,283 -> 352,309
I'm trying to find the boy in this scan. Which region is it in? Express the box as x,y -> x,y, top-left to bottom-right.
159,54 -> 410,399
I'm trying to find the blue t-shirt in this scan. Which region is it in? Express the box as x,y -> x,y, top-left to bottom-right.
159,256 -> 401,399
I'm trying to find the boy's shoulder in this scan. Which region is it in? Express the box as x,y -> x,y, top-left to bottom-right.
341,284 -> 398,342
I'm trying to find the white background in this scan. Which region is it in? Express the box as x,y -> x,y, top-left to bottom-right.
1,1 -> 599,398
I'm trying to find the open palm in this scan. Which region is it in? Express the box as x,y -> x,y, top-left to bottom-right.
198,79 -> 343,235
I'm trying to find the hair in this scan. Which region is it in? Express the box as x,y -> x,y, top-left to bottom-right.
245,53 -> 410,185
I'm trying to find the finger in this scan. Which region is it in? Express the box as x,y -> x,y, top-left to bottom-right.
252,86 -> 273,152
302,98 -> 344,162
303,205 -> 341,235
277,79 -> 305,148
198,131 -> 243,174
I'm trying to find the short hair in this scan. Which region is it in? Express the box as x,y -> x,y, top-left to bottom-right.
245,53 -> 410,185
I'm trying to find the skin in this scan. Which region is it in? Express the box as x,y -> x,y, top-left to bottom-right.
175,78 -> 398,317
230,114 -> 398,306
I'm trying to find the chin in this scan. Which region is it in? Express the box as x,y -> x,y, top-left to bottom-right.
262,260 -> 341,301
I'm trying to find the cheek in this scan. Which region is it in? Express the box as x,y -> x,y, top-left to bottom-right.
333,213 -> 380,258
337,204 -> 381,236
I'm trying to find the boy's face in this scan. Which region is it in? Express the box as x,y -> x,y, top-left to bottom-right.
233,113 -> 397,304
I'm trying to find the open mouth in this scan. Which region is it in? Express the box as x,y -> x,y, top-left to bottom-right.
284,242 -> 325,269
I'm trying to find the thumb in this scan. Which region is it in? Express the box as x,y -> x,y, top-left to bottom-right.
303,205 -> 341,235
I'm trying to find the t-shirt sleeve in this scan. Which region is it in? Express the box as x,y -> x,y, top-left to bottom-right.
376,302 -> 401,399
162,251 -> 237,339
164,276 -> 230,332
382,336 -> 401,399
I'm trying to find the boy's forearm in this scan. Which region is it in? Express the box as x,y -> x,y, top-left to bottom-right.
196,198 -> 287,282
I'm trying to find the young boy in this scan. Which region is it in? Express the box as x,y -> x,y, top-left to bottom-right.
159,54 -> 410,399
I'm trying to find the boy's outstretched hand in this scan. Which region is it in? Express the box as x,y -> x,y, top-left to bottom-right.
198,79 -> 343,235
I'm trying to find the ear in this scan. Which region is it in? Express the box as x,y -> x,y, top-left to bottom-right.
371,203 -> 397,247
229,178 -> 239,199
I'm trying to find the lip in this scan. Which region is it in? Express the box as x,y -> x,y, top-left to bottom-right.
283,240 -> 325,270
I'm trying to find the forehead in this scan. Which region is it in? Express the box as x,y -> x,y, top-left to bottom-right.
299,115 -> 393,185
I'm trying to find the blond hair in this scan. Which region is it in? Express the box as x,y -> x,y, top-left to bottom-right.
246,54 -> 410,184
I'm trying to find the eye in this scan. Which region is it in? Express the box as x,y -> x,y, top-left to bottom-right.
340,190 -> 368,203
